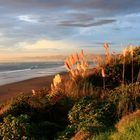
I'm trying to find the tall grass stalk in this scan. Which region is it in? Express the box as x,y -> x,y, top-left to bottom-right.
101,68 -> 106,90
112,51 -> 116,64
122,58 -> 125,86
122,48 -> 127,86
129,46 -> 134,95
132,55 -> 134,84
131,53 -> 134,95
130,47 -> 134,84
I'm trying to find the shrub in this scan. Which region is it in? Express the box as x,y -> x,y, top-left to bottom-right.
108,82 -> 140,118
0,93 -> 74,140
68,96 -> 115,126
0,95 -> 33,122
58,96 -> 116,139
0,114 -> 33,140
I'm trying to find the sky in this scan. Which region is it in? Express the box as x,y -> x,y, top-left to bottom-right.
0,0 -> 140,61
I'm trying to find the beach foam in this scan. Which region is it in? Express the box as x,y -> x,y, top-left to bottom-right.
0,62 -> 66,85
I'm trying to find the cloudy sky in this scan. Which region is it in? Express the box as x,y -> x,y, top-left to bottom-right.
0,0 -> 140,60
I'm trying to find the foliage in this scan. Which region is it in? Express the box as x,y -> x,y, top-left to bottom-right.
0,93 -> 73,140
0,95 -> 31,120
108,82 -> 140,118
58,96 -> 116,139
0,114 -> 33,140
134,46 -> 140,64
92,131 -> 112,140
68,96 -> 115,125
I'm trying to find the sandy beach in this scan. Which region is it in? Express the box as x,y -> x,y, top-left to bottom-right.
0,72 -> 67,104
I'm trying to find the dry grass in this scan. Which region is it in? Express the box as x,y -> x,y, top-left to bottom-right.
116,109 -> 140,133
64,50 -> 89,79
71,130 -> 90,140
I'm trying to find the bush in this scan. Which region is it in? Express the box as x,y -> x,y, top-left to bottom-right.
108,82 -> 140,118
0,94 -> 73,140
58,96 -> 116,139
68,96 -> 115,125
0,95 -> 31,119
0,114 -> 33,140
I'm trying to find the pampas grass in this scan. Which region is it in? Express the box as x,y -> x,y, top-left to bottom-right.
129,45 -> 134,84
101,67 -> 106,89
122,48 -> 127,85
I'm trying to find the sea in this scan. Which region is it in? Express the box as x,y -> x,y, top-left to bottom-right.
0,61 -> 66,86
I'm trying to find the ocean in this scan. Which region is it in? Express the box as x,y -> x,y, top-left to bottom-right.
0,61 -> 66,85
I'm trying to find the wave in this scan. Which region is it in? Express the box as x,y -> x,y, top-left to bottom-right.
0,62 -> 65,85
0,68 -> 31,74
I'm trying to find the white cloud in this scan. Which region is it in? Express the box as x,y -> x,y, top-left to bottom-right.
18,15 -> 38,23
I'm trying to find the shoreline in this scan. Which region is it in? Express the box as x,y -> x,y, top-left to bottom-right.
0,72 -> 67,104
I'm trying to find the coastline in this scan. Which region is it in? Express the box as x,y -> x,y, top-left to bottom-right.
0,72 -> 67,104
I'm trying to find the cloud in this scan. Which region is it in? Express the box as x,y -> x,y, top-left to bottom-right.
59,19 -> 116,27
0,0 -> 140,58
0,0 -> 140,14
18,15 -> 38,23
23,39 -> 76,50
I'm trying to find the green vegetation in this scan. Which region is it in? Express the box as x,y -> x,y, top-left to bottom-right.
0,114 -> 32,140
0,45 -> 140,139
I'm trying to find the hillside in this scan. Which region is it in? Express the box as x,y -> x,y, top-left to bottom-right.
0,44 -> 140,140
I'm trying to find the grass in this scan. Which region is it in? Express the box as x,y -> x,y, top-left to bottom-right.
112,117 -> 140,140
92,131 -> 112,140
0,44 -> 139,139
